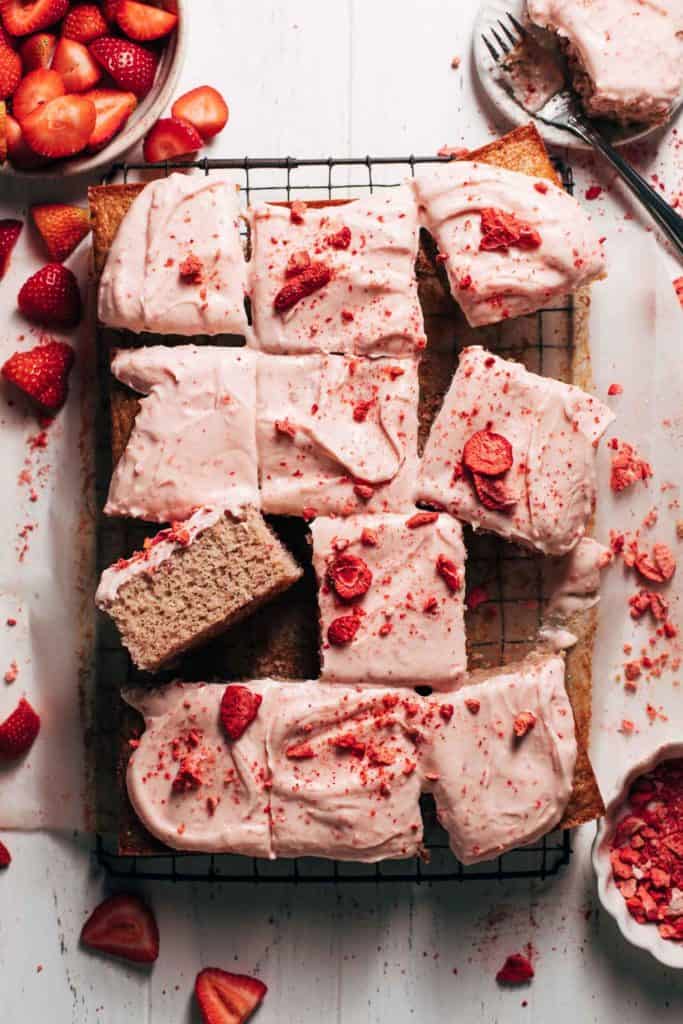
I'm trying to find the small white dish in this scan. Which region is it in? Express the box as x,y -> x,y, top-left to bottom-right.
592,742 -> 683,970
473,0 -> 683,152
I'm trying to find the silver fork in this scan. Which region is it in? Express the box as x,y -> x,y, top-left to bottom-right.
483,13 -> 683,260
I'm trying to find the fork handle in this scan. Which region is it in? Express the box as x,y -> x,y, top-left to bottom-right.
571,119 -> 683,260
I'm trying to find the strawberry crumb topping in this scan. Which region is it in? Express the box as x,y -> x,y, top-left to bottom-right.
464,698 -> 480,715
513,711 -> 536,738
178,253 -> 203,284
479,209 -> 541,253
172,756 -> 203,793
361,528 -> 379,547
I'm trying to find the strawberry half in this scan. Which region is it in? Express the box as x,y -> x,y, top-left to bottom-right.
80,893 -> 160,964
0,838 -> 10,867
6,111 -> 47,167
172,86 -> 229,141
0,217 -> 22,278
2,338 -> 75,411
0,42 -> 21,97
18,32 -> 56,71
89,36 -> 158,98
32,204 -> 90,262
115,0 -> 177,41
62,3 -> 108,43
17,263 -> 82,327
143,115 -> 202,162
52,38 -> 102,93
12,68 -> 65,123
83,87 -> 136,152
1,0 -> 69,36
195,968 -> 267,1024
0,697 -> 40,758
22,93 -> 96,158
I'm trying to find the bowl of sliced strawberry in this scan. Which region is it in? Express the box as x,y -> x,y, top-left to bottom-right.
0,0 -> 186,175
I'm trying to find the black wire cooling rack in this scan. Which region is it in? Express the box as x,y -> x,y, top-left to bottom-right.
94,153 -> 576,884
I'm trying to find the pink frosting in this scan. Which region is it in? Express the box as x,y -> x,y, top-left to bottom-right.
424,653 -> 576,864
105,345 -> 259,523
248,187 -> 426,356
98,173 -> 249,337
312,513 -> 467,689
256,353 -> 419,517
417,345 -> 614,556
411,161 -> 606,326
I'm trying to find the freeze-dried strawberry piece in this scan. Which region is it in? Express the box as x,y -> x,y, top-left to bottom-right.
464,698 -> 480,714
172,756 -> 203,793
513,711 -> 536,738
290,200 -> 307,224
629,589 -> 669,622
0,697 -> 40,758
333,732 -> 366,757
361,527 -> 379,547
495,953 -> 534,985
368,744 -> 395,766
462,429 -> 513,476
220,685 -> 262,741
608,383 -> 623,396
439,704 -> 454,722
275,418 -> 297,439
327,614 -> 360,645
352,399 -> 373,422
327,553 -> 372,603
480,208 -> 541,253
285,249 -> 311,278
436,554 -> 462,592
353,483 -> 373,500
406,511 -> 439,529
473,472 -> 517,512
674,277 -> 683,309
286,742 -> 315,759
179,253 -> 203,283
273,262 -> 331,313
326,226 -> 351,249
635,544 -> 676,584
610,441 -> 653,493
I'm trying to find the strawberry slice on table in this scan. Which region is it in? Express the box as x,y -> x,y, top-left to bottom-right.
115,0 -> 177,41
6,111 -> 47,166
0,697 -> 40,758
0,0 -> 69,36
17,263 -> 82,326
31,203 -> 90,261
172,86 -> 229,141
83,87 -> 136,151
0,41 -> 20,97
143,115 -> 202,162
21,93 -> 96,158
2,338 -> 75,411
195,968 -> 267,1024
0,218 -> 22,277
52,38 -> 102,92
12,67 -> 64,123
18,31 -> 56,70
62,3 -> 108,43
80,893 -> 160,964
89,35 -> 158,98
0,839 -> 10,867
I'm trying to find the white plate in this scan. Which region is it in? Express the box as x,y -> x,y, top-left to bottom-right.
592,742 -> 683,970
473,0 -> 682,151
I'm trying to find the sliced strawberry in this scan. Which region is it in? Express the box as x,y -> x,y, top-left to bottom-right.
18,31 -> 56,70
12,67 -> 64,123
0,697 -> 40,757
22,93 -> 96,158
0,99 -> 6,161
6,111 -> 47,166
195,968 -> 267,1024
62,3 -> 108,43
83,86 -> 136,151
17,263 -> 82,327
52,38 -> 102,92
1,0 -> 69,36
80,894 -> 159,964
0,217 -> 22,277
0,42 -> 21,97
0,839 -> 10,867
2,338 -> 75,410
32,203 -> 90,261
101,0 -> 120,22
142,115 -> 202,162
89,35 -> 158,98
0,21 -> 14,47
171,85 -> 229,141
115,0 -> 177,41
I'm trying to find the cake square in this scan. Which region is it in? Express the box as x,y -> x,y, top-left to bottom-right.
411,161 -> 605,327
417,345 -> 614,556
98,173 -> 249,338
423,653 -> 576,864
312,513 -> 467,689
267,682 -> 424,861
248,188 -> 426,357
96,508 -> 302,673
105,345 -> 259,523
256,352 -> 419,518
124,681 -> 274,856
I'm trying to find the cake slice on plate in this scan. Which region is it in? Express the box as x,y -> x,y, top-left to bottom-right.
97,509 -> 302,673
311,513 -> 467,689
417,345 -> 614,556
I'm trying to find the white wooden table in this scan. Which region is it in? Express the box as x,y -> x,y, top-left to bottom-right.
2,1 -> 683,1020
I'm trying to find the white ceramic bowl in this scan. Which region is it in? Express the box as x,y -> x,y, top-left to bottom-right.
592,742 -> 683,969
0,0 -> 186,179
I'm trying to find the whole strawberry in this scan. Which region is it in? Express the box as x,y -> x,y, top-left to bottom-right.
18,263 -> 82,327
0,697 -> 40,758
2,339 -> 75,412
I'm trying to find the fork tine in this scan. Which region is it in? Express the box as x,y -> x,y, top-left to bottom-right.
498,18 -> 518,47
481,33 -> 501,62
490,27 -> 510,55
507,12 -> 527,37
